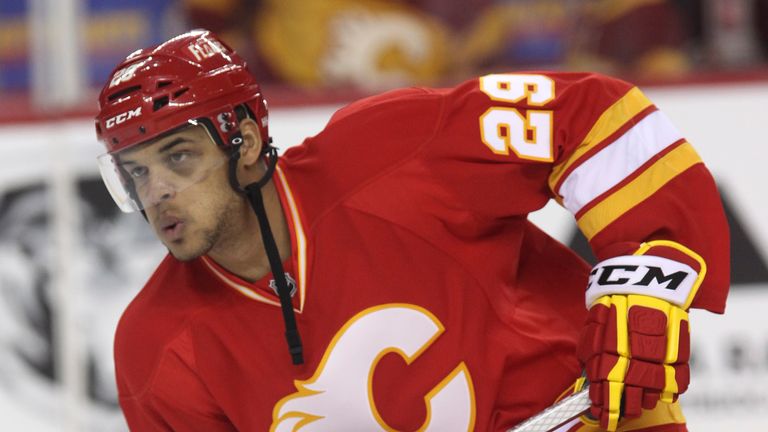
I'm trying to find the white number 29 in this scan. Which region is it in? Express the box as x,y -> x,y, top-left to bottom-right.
479,74 -> 555,161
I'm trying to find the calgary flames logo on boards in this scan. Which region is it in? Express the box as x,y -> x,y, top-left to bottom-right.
270,304 -> 476,431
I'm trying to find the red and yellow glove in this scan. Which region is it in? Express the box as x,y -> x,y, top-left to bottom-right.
578,294 -> 690,430
577,241 -> 705,431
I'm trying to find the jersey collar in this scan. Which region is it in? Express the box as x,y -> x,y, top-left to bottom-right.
201,164 -> 309,313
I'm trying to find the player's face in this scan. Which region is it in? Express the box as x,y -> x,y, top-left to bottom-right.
119,125 -> 247,261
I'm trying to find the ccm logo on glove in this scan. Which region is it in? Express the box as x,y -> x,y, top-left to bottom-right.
586,255 -> 698,308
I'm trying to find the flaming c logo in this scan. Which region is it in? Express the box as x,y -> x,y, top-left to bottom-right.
270,304 -> 476,431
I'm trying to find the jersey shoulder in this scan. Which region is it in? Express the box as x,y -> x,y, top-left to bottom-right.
439,71 -> 637,145
280,87 -> 446,223
325,86 -> 443,129
439,71 -> 635,108
278,72 -> 640,226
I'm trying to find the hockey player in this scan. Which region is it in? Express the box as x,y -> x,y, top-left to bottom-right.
95,30 -> 729,431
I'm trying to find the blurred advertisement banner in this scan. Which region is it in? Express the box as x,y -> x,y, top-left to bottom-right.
0,0 -> 179,92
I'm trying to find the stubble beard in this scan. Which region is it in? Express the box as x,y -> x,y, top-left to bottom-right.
167,191 -> 244,262
167,224 -> 219,262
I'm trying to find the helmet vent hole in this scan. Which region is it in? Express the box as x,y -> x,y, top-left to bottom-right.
107,85 -> 141,101
173,88 -> 189,98
153,96 -> 170,111
157,80 -> 172,89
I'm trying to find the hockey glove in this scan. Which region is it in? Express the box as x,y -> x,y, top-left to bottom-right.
576,242 -> 704,431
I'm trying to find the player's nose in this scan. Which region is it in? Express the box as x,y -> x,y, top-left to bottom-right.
142,174 -> 177,208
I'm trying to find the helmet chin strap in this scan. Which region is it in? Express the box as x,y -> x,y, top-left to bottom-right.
229,142 -> 304,365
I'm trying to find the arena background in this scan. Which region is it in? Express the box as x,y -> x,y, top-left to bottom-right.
1,1 -> 766,430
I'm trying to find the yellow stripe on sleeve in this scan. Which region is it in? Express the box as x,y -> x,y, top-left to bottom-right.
549,87 -> 653,196
576,142 -> 702,240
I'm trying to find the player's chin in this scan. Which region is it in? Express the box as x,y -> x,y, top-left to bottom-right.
165,239 -> 207,262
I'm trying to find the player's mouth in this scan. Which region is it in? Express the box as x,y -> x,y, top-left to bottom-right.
158,216 -> 185,242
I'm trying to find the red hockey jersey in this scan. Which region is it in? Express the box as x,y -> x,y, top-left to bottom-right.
114,72 -> 729,431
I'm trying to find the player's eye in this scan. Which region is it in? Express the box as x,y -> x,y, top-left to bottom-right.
129,166 -> 148,179
168,151 -> 190,164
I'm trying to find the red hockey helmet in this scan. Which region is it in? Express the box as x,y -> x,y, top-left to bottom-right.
95,29 -> 269,212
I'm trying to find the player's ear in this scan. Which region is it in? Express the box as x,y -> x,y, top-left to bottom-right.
238,118 -> 264,167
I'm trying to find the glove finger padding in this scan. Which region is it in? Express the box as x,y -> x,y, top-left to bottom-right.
577,294 -> 690,431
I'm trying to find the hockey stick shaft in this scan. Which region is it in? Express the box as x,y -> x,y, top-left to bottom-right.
507,386 -> 591,432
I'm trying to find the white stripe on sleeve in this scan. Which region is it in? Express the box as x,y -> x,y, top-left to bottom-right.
559,110 -> 684,215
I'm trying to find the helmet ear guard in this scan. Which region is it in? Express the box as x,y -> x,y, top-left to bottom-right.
210,103 -> 278,195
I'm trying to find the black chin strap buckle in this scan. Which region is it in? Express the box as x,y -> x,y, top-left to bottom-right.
286,328 -> 304,365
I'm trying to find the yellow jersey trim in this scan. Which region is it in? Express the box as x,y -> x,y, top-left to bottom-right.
549,87 -> 653,197
577,142 -> 701,240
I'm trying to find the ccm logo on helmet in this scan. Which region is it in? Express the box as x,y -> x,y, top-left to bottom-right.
106,107 -> 142,129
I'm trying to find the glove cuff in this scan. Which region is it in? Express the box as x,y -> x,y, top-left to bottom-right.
586,241 -> 705,309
